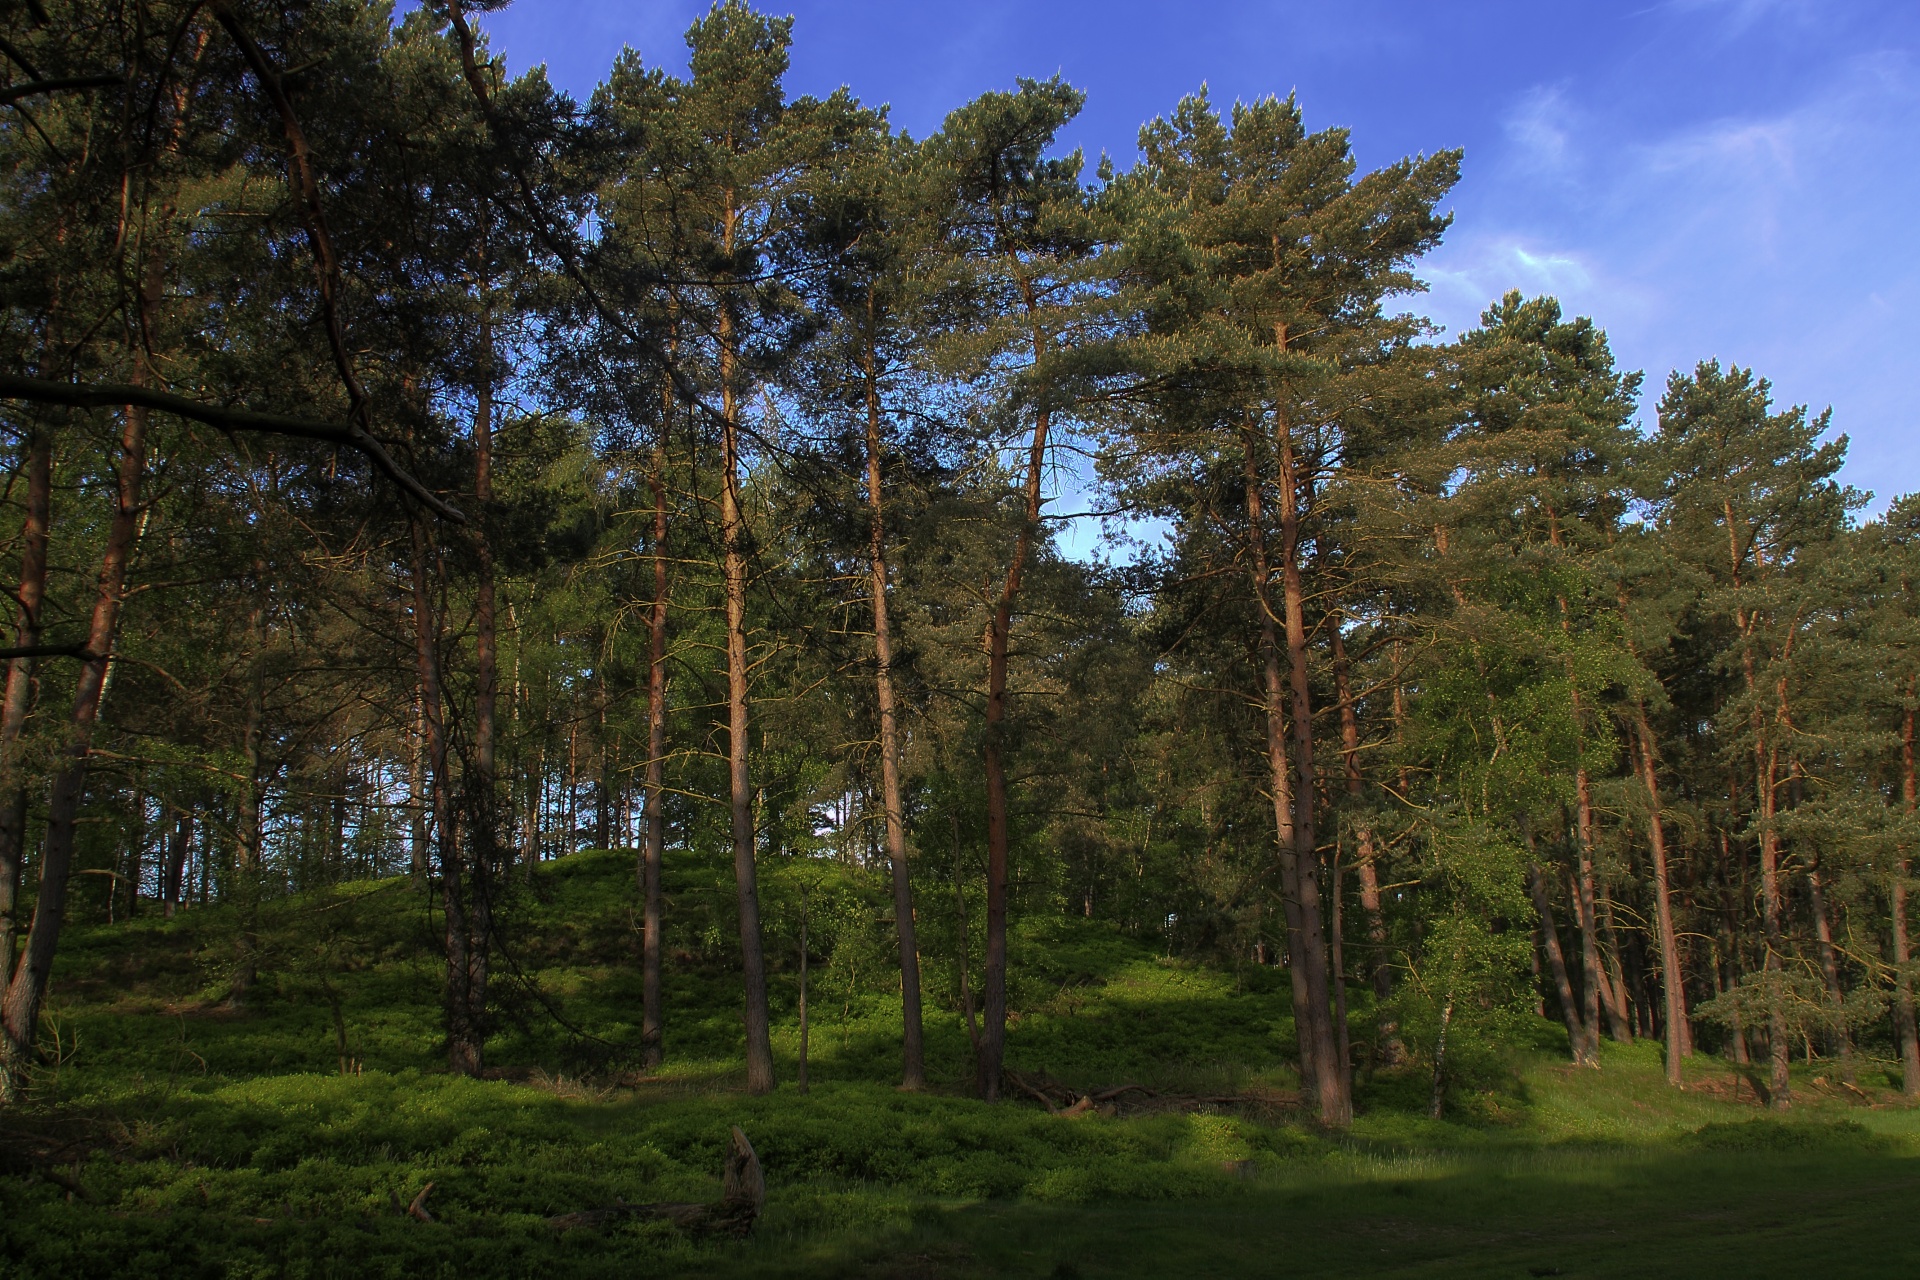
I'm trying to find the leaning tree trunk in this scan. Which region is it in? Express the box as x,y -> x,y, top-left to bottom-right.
717,273 -> 774,1096
1530,860 -> 1594,1066
0,394 -> 147,1102
1629,698 -> 1692,1081
0,430 -> 50,983
863,296 -> 925,1090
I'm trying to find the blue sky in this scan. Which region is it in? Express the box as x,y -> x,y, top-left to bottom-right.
478,0 -> 1919,538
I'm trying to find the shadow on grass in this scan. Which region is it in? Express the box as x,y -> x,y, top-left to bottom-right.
719,1139 -> 1920,1280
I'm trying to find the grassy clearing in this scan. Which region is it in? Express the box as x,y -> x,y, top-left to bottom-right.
3,850 -> 1916,1278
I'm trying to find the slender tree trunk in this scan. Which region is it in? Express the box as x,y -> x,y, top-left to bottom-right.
163,805 -> 192,919
1331,629 -> 1392,1057
1571,777 -> 1617,1051
1629,699 -> 1691,1082
954,813 -> 980,1067
1,391 -> 148,1101
1597,889 -> 1635,1042
409,693 -> 429,889
1807,863 -> 1854,1083
124,775 -> 146,919
1730,524 -> 1792,1107
1530,861 -> 1593,1065
1243,426 -> 1313,1104
797,889 -> 810,1095
977,290 -> 1053,1102
0,431 -> 51,981
863,295 -> 924,1090
468,293 -> 498,1054
1756,735 -> 1790,1106
1330,852 -> 1350,1084
229,593 -> 266,1005
1896,701 -> 1919,1096
717,257 -> 774,1095
1428,988 -> 1454,1120
594,678 -> 611,851
411,520 -> 474,1074
1271,406 -> 1348,1126
639,425 -> 670,1070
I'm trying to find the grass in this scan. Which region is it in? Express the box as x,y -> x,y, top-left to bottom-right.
3,849 -> 1916,1277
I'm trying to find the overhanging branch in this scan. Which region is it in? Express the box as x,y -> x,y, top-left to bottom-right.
0,373 -> 465,522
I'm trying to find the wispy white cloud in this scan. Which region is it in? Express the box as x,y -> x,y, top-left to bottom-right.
1502,84 -> 1578,178
1419,45 -> 1920,500
1663,0 -> 1824,32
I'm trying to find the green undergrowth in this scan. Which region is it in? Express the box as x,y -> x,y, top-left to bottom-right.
4,850 -> 1917,1278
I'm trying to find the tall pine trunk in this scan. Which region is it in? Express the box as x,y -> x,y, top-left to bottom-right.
1629,699 -> 1692,1080
162,805 -> 193,920
864,294 -> 924,1089
411,520 -> 475,1074
977,285 -> 1052,1102
1896,700 -> 1920,1096
1730,516 -> 1791,1107
1,393 -> 147,1101
1243,426 -> 1313,1105
468,295 -> 498,1045
1530,859 -> 1593,1065
1272,408 -> 1349,1126
0,431 -> 51,982
1331,629 -> 1392,1057
717,262 -> 774,1096
639,418 -> 671,1070
1806,862 -> 1853,1082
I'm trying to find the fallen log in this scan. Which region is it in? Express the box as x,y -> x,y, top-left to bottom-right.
548,1125 -> 763,1239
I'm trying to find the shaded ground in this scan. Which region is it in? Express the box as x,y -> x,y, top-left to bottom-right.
3,850 -> 1915,1278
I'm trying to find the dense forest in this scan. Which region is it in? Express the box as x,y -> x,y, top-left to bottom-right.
2,0 -> 1916,1141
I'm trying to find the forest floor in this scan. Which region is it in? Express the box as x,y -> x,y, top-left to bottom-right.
2,850 -> 1916,1278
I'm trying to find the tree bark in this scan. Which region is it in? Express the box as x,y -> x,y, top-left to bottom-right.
1271,406 -> 1348,1126
162,805 -> 193,919
468,293 -> 499,1035
1,393 -> 147,1101
1570,775 -> 1618,1051
1628,698 -> 1692,1081
1529,861 -> 1593,1065
0,430 -> 51,981
1243,426 -> 1313,1105
717,250 -> 774,1096
409,692 -> 429,889
410,520 -> 475,1074
1331,628 -> 1392,1049
1730,515 -> 1791,1107
1807,863 -> 1854,1083
864,290 -> 924,1090
639,416 -> 670,1070
1896,700 -> 1919,1096
977,283 -> 1052,1102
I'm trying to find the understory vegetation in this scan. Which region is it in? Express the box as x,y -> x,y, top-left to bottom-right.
4,853 -> 1918,1277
